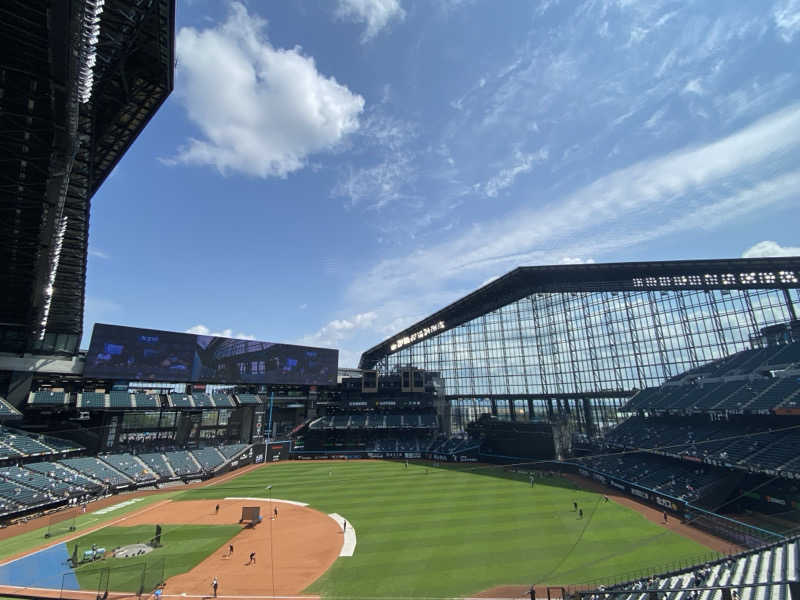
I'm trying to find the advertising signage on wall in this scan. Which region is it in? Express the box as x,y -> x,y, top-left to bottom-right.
84,324 -> 338,385
390,321 -> 445,351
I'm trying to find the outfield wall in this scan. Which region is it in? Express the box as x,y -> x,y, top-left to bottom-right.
290,449 -> 479,461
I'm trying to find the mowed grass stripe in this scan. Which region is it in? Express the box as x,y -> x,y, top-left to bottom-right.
178,461 -> 709,598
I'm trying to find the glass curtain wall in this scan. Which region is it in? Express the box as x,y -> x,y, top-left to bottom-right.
381,288 -> 800,433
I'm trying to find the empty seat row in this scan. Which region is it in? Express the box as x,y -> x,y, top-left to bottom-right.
590,536 -> 799,600
100,454 -> 157,483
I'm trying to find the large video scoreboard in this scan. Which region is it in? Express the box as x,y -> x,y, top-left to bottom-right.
84,324 -> 338,385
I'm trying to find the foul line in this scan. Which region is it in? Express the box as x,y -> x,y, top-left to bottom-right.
0,498 -> 173,568
328,513 -> 356,557
224,497 -> 309,507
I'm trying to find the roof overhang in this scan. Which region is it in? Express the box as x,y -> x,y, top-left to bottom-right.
359,256 -> 800,368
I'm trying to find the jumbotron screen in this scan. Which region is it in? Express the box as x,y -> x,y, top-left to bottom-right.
84,324 -> 338,385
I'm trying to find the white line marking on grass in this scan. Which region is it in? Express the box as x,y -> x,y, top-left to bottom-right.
0,498 -> 172,567
224,497 -> 309,507
93,498 -> 142,515
328,513 -> 356,556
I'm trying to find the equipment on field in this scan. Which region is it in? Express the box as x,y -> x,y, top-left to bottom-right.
239,506 -> 262,527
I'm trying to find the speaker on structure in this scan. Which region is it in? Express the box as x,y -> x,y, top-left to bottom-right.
401,369 -> 412,392
412,369 -> 425,392
362,370 -> 378,393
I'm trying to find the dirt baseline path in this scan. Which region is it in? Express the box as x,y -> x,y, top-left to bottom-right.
146,499 -> 342,597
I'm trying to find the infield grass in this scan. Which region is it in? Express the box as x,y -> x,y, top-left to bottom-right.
71,524 -> 240,593
178,460 -> 716,598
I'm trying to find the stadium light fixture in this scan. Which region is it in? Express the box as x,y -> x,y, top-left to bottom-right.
77,0 -> 104,104
38,216 -> 68,340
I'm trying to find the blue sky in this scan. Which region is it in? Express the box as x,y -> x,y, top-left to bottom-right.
84,0 -> 800,367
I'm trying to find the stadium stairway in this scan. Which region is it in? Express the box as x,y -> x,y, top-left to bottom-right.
137,452 -> 176,479
100,453 -> 158,484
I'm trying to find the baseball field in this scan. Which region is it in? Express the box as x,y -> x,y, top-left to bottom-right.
0,460 -> 723,599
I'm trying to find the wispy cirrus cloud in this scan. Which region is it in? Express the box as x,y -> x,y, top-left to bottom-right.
479,148 -> 548,198
88,249 -> 110,260
335,0 -> 406,42
348,103 -> 800,311
333,111 -> 418,210
773,0 -> 800,42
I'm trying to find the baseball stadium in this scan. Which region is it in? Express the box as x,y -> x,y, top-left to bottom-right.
1,2 -> 800,600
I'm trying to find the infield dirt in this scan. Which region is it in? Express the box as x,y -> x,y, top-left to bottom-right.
149,499 -> 342,596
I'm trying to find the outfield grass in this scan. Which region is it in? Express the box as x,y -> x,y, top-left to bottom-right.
71,524 -> 240,593
178,460 -> 714,598
0,492 -> 179,562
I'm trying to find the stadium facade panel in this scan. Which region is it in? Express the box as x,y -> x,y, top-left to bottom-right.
360,258 -> 800,434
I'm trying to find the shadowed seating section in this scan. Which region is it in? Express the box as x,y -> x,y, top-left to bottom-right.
29,391 -> 68,406
218,443 -> 248,459
109,391 -> 135,408
0,395 -> 22,418
26,461 -> 102,492
100,453 -> 158,483
212,393 -> 236,407
192,393 -> 214,407
168,393 -> 193,408
58,457 -> 133,487
191,447 -> 225,471
137,453 -> 174,478
79,392 -> 106,409
134,393 -> 161,408
164,450 -> 201,476
235,393 -> 261,405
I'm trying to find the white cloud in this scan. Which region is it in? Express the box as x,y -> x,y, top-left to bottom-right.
333,111 -> 417,209
334,154 -> 414,209
335,0 -> 406,42
88,249 -> 110,260
300,311 -> 378,348
185,324 -> 256,340
643,107 -> 667,130
481,148 -> 548,198
682,78 -> 704,95
299,303 -> 308,310
167,3 -> 364,178
348,103 -> 800,309
559,257 -> 595,265
742,240 -> 800,258
774,0 -> 800,42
